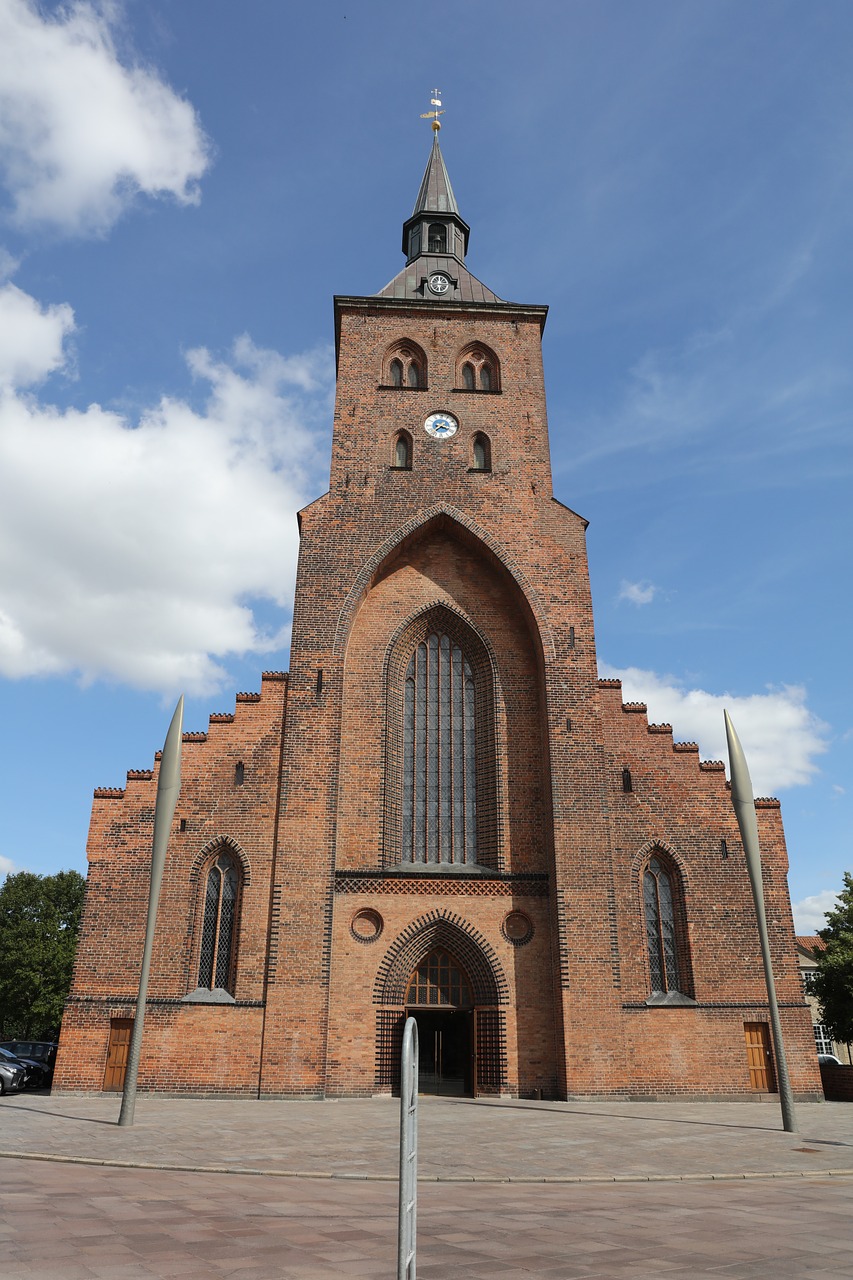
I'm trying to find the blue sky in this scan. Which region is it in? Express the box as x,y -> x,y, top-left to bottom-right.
0,0 -> 850,933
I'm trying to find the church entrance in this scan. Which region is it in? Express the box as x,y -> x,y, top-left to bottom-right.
405,947 -> 474,1097
408,1008 -> 473,1096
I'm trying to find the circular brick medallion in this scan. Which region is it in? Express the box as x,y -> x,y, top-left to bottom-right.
502,910 -> 534,946
351,908 -> 383,944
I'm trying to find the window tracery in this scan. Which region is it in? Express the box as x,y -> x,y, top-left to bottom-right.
456,344 -> 500,393
642,853 -> 690,997
198,850 -> 240,993
383,342 -> 427,390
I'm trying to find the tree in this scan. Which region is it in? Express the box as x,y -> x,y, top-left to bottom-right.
813,871 -> 853,1049
0,870 -> 85,1039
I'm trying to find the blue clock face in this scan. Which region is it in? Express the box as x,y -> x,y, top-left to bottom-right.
424,411 -> 458,439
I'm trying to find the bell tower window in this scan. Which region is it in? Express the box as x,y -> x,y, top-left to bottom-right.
428,222 -> 447,253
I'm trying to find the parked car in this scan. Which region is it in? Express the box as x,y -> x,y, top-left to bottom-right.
0,1047 -> 26,1095
818,1053 -> 842,1065
0,1041 -> 58,1085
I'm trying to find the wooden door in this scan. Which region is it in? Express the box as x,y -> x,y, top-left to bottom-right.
103,1018 -> 133,1091
743,1021 -> 777,1092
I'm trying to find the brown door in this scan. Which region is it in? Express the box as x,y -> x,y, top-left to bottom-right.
103,1018 -> 133,1091
744,1021 -> 777,1092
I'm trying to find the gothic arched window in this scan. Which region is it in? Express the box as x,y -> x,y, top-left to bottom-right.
402,633 -> 478,866
456,344 -> 500,393
384,342 -> 427,390
471,433 -> 491,472
198,851 -> 239,992
643,855 -> 683,995
393,430 -> 413,470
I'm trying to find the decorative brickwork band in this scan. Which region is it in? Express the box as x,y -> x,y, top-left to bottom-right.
335,873 -> 549,896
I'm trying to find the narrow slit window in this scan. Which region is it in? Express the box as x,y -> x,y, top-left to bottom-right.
234,761 -> 245,786
480,365 -> 492,391
394,432 -> 412,469
390,358 -> 403,387
463,362 -> 475,390
471,434 -> 491,472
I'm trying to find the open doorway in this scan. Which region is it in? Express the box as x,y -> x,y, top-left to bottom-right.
405,947 -> 474,1097
408,1007 -> 473,1096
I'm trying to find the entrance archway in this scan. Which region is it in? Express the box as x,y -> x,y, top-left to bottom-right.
405,948 -> 473,1095
373,910 -> 508,1097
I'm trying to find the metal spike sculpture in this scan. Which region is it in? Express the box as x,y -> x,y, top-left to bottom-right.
118,696 -> 184,1126
724,709 -> 797,1132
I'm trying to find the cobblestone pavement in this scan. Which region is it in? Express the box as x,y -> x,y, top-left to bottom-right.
1,1095 -> 852,1277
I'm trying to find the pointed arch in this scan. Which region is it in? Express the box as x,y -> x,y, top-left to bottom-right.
456,341 -> 500,392
373,910 -> 508,1006
632,841 -> 694,1001
332,505 -> 555,665
382,339 -> 427,389
189,835 -> 252,886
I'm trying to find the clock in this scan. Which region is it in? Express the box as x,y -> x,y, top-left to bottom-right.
427,272 -> 451,296
424,411 -> 458,440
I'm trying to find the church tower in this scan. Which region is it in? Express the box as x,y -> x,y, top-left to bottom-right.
54,123 -> 822,1103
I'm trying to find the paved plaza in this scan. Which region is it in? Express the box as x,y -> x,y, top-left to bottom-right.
1,1093 -> 852,1277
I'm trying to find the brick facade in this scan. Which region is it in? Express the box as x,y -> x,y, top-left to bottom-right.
54,138 -> 822,1102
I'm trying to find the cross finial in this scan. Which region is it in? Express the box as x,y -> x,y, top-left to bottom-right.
420,89 -> 445,133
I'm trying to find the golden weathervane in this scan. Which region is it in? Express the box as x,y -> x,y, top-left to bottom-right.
420,90 -> 444,132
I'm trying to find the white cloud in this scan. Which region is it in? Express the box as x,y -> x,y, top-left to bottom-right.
0,282 -> 75,389
0,853 -> 17,880
618,579 -> 657,606
0,0 -> 209,235
599,663 -> 828,795
0,288 -> 333,694
792,890 -> 839,935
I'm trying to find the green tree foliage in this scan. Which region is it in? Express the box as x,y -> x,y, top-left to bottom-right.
0,870 -> 85,1038
813,871 -> 853,1048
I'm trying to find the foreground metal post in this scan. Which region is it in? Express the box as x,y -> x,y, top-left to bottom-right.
397,1016 -> 419,1280
724,709 -> 797,1133
118,696 -> 184,1127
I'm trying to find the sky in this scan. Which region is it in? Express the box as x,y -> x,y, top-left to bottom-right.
0,0 -> 850,935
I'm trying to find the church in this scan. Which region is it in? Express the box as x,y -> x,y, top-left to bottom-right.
54,125 -> 822,1102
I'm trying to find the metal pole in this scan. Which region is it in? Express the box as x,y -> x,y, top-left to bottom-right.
724,710 -> 797,1133
118,696 -> 184,1127
397,1016 -> 419,1280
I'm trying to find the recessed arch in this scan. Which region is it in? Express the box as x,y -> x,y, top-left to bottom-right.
382,339 -> 427,389
332,505 -> 555,665
373,910 -> 508,1007
456,341 -> 501,392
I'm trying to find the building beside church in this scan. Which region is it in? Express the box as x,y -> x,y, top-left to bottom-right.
54,131 -> 822,1102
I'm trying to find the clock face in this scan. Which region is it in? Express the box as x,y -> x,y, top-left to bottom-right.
424,411 -> 458,440
428,272 -> 450,296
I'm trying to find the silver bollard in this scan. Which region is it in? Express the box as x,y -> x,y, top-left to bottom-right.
397,1016 -> 419,1280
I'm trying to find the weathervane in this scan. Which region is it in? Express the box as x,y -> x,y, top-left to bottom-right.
420,90 -> 444,133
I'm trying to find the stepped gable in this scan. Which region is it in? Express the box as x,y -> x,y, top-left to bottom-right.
597,674 -> 729,789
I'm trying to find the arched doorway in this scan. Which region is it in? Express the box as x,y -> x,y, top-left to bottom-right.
405,947 -> 473,1096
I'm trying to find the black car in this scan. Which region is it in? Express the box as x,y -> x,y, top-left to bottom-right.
0,1046 -> 28,1094
0,1041 -> 57,1085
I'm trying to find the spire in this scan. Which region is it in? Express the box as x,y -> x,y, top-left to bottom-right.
411,133 -> 460,218
400,133 -> 470,266
376,104 -> 504,305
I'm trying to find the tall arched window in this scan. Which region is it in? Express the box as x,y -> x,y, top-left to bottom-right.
393,430 -> 413,469
643,856 -> 682,995
198,851 -> 239,992
389,358 -> 403,387
471,433 -> 491,472
402,633 -> 478,865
